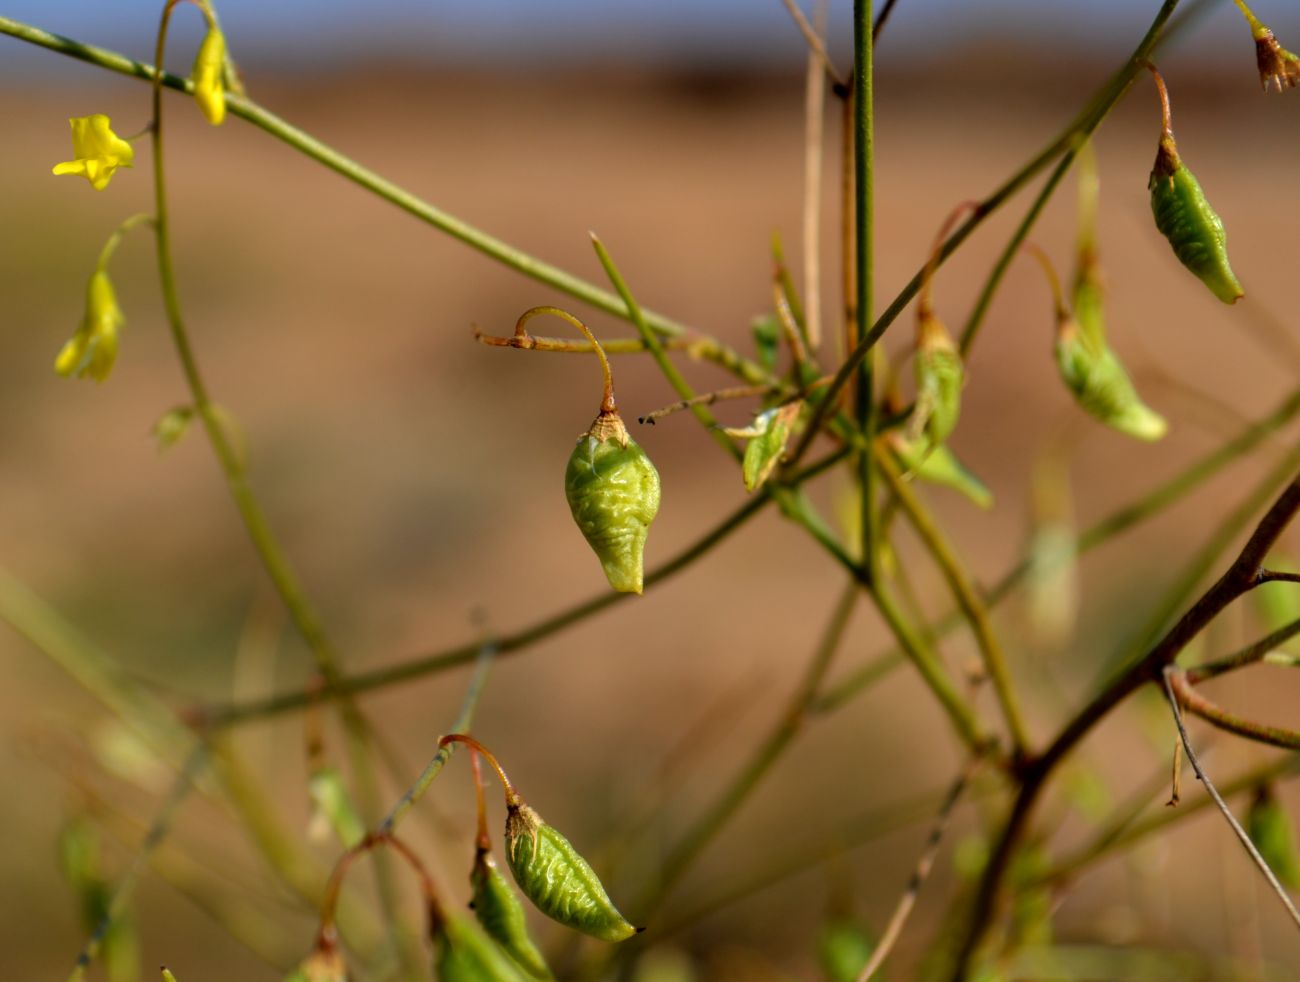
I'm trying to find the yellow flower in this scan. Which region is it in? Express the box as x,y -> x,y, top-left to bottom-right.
192,26 -> 227,125
55,270 -> 124,382
51,115 -> 134,191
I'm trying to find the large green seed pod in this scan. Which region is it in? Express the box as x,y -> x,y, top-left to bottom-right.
1247,785 -> 1300,889
435,913 -> 531,982
470,848 -> 552,979
565,412 -> 660,594
912,312 -> 964,447
1149,135 -> 1243,304
505,800 -> 638,943
1054,319 -> 1167,442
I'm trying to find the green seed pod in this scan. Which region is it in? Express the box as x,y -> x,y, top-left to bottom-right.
886,432 -> 993,510
1149,135 -> 1243,304
751,313 -> 781,373
912,312 -> 964,448
1247,785 -> 1300,889
565,411 -> 661,594
435,914 -> 530,982
470,848 -> 552,979
505,800 -> 638,943
1054,319 -> 1167,442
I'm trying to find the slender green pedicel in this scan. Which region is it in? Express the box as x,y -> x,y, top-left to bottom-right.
565,411 -> 661,594
470,848 -> 552,979
504,800 -> 638,943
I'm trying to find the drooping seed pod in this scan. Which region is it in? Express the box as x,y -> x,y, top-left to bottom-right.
1054,317 -> 1167,441
470,848 -> 552,979
565,411 -> 661,594
884,431 -> 993,510
912,310 -> 964,447
1246,785 -> 1300,889
1146,66 -> 1243,304
434,914 -> 530,982
504,799 -> 638,943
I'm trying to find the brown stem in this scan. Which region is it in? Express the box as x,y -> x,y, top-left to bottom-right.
917,201 -> 981,319
873,0 -> 902,42
506,306 -> 616,414
773,276 -> 812,370
1021,241 -> 1069,322
952,473 -> 1300,974
319,832 -> 440,938
1169,669 -> 1300,750
854,759 -> 977,981
471,751 -> 491,852
1161,667 -> 1300,929
639,385 -> 772,425
1147,60 -> 1174,136
438,733 -> 519,803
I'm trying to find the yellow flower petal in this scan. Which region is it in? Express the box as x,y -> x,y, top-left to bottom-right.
53,114 -> 133,191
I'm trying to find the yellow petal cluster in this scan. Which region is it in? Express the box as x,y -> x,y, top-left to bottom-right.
51,115 -> 134,191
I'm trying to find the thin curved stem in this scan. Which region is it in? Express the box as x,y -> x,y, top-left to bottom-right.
854,759 -> 976,982
95,212 -> 155,271
592,234 -> 742,460
778,0 -> 845,87
1187,615 -> 1300,683
1161,667 -> 1300,929
68,745 -> 206,982
1020,241 -> 1069,323
628,581 -> 859,924
438,734 -> 519,803
876,451 -> 1030,757
510,305 -> 615,413
1168,668 -> 1300,750
917,201 -> 980,319
376,640 -> 497,836
1147,61 -> 1174,136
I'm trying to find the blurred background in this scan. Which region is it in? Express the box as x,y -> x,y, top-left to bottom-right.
3,0 -> 1300,978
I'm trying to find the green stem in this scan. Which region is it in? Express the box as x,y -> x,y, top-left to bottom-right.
953,461 -> 1300,973
876,451 -> 1030,757
629,580 -> 860,923
204,448 -> 847,726
592,235 -> 742,460
68,746 -> 206,982
377,641 -> 498,834
0,16 -> 770,388
854,0 -> 879,584
776,490 -> 989,755
146,7 -> 412,965
95,212 -> 155,271
961,151 -> 1076,355
816,381 -> 1300,714
785,0 -> 1183,471
1186,615 -> 1300,682
1042,753 -> 1300,887
1169,668 -> 1300,750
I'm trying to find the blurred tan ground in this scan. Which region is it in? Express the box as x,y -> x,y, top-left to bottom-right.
2,40 -> 1300,981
